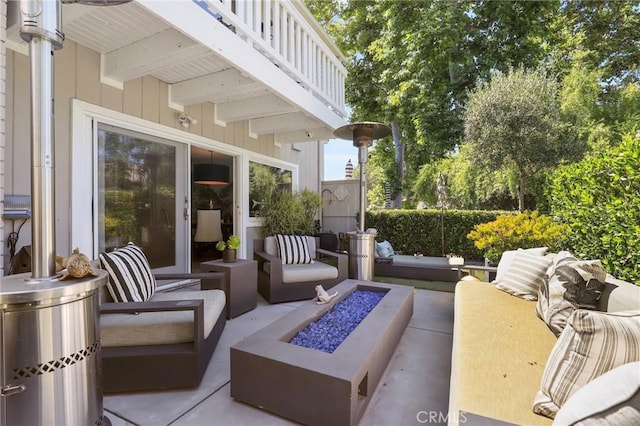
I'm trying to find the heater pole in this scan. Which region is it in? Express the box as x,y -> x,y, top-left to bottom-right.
20,0 -> 64,279
334,122 -> 391,281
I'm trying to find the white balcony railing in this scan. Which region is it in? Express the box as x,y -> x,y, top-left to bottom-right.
196,0 -> 347,118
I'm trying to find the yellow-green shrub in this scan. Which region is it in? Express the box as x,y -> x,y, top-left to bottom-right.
467,211 -> 567,263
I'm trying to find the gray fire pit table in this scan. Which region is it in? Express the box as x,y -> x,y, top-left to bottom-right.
230,279 -> 414,426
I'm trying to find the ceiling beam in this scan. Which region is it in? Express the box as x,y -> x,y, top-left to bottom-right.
101,28 -> 208,89
214,94 -> 297,126
249,112 -> 320,138
275,127 -> 335,144
169,68 -> 263,111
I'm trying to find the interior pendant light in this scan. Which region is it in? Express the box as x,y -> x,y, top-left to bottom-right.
193,152 -> 229,185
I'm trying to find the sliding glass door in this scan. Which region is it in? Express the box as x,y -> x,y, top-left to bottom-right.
97,124 -> 188,272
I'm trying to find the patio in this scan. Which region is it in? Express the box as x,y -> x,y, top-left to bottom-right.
103,282 -> 455,426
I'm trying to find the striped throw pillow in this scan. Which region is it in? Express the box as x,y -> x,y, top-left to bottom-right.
495,250 -> 552,300
275,234 -> 313,264
533,309 -> 640,418
99,243 -> 156,303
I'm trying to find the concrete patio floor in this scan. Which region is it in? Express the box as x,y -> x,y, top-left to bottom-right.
104,283 -> 455,426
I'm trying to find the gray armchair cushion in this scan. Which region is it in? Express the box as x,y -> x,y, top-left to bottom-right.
101,289 -> 225,347
281,262 -> 338,283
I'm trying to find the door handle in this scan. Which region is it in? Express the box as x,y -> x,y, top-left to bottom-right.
1,384 -> 26,397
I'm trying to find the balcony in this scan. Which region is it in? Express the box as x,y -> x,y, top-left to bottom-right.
6,0 -> 347,144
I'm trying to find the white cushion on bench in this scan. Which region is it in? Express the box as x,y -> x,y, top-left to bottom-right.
101,289 -> 226,347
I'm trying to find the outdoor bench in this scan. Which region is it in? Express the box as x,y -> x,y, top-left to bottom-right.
448,260 -> 640,425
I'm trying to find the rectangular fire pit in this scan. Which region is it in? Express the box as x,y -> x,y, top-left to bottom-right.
230,279 -> 414,426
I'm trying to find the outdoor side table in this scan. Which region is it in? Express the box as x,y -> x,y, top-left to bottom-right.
200,259 -> 257,319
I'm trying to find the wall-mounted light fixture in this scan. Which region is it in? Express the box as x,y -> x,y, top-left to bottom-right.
193,152 -> 229,185
178,113 -> 198,128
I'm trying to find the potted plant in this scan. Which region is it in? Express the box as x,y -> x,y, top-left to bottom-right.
216,235 -> 241,263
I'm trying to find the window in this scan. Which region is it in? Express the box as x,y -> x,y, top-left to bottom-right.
249,161 -> 292,217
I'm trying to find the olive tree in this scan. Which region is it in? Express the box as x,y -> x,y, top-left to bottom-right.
464,67 -> 582,211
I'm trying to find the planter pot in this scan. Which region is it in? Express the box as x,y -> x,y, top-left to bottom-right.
223,249 -> 237,263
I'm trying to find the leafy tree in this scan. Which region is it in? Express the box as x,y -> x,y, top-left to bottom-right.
304,0 -> 638,212
335,1 -> 559,206
303,0 -> 346,42
413,145 -> 518,210
464,67 -> 583,211
552,0 -> 640,88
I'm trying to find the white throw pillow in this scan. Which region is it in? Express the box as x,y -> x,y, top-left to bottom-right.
495,250 -> 552,300
534,309 -> 640,419
553,361 -> 640,426
494,247 -> 548,282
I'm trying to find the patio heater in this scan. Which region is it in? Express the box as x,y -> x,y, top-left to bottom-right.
334,122 -> 391,280
0,1 -> 129,425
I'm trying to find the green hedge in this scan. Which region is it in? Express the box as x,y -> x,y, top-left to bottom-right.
365,209 -> 505,261
549,134 -> 640,284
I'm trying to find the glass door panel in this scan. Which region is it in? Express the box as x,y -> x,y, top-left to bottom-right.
97,124 -> 187,272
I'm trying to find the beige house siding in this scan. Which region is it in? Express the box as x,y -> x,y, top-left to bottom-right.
5,38 -> 322,258
1,0 -> 5,274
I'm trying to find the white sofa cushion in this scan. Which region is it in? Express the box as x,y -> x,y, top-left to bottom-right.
553,361 -> 640,426
101,289 -> 226,347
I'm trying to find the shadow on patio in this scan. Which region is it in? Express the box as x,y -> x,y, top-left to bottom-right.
104,282 -> 455,426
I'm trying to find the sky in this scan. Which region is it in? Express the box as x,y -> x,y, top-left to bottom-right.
323,139 -> 359,181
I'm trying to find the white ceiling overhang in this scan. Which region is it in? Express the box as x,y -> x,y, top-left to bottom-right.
6,0 -> 347,144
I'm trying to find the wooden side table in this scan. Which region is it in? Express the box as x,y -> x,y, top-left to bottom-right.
200,259 -> 257,319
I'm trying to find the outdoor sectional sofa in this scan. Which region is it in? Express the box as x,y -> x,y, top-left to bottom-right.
448,250 -> 640,425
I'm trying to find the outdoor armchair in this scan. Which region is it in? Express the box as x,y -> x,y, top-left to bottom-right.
97,246 -> 227,393
254,236 -> 347,303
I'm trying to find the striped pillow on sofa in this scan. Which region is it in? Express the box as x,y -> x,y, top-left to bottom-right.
99,243 -> 156,303
495,250 -> 552,300
533,309 -> 640,418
